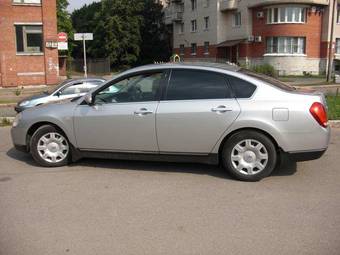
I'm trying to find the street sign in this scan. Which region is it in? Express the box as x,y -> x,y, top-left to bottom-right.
74,33 -> 94,78
58,42 -> 68,50
58,32 -> 68,42
45,41 -> 58,48
74,33 -> 93,41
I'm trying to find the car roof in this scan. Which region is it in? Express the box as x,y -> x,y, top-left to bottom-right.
125,62 -> 241,74
63,78 -> 106,84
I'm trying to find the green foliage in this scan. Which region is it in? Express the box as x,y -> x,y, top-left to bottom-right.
71,0 -> 171,68
327,95 -> 340,120
1,118 -> 12,127
57,0 -> 74,55
138,0 -> 172,64
250,64 -> 277,78
14,87 -> 22,96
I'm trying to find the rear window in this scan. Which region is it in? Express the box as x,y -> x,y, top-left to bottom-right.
240,69 -> 296,92
228,76 -> 257,98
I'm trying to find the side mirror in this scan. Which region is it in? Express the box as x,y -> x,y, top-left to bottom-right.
84,93 -> 93,105
56,91 -> 61,97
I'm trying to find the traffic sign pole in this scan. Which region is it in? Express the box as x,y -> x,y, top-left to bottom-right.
74,33 -> 93,78
83,36 -> 87,78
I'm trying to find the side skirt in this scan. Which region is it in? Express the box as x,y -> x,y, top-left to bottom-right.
71,148 -> 219,165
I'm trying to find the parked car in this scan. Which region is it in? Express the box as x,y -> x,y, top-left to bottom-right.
14,78 -> 106,113
11,63 -> 330,181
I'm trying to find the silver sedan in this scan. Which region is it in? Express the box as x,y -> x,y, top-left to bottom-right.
11,63 -> 330,181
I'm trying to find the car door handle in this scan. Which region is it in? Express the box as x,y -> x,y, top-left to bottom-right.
211,105 -> 232,113
134,108 -> 154,116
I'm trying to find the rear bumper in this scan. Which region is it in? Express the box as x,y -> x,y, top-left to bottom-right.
285,149 -> 326,162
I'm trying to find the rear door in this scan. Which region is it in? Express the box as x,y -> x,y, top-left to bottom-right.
156,68 -> 241,154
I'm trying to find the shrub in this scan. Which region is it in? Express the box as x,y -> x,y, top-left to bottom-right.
250,64 -> 277,78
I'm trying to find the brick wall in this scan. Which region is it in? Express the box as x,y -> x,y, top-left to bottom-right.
0,0 -> 58,87
244,7 -> 324,58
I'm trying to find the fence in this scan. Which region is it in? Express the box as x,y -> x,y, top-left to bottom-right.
69,58 -> 111,75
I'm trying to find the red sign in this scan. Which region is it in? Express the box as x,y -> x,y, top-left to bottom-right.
58,32 -> 68,42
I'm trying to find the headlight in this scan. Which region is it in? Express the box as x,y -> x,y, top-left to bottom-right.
19,100 -> 30,107
12,113 -> 22,128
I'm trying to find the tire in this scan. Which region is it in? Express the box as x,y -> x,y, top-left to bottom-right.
30,125 -> 70,167
221,130 -> 277,182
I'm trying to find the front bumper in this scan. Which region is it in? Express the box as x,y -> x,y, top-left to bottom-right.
285,149 -> 327,162
11,126 -> 28,153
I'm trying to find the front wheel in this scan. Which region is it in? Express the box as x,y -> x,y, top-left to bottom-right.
30,125 -> 70,167
221,130 -> 277,181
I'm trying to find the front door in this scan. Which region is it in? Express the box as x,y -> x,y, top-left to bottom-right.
156,69 -> 241,154
73,71 -> 166,152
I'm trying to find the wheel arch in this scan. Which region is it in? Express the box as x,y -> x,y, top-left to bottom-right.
217,127 -> 281,163
27,121 -> 69,149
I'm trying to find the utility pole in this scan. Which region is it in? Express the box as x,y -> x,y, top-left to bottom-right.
327,0 -> 337,82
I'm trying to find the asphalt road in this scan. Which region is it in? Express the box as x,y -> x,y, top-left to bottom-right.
0,127 -> 340,255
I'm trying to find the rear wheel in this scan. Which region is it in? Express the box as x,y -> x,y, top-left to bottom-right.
30,125 -> 70,167
221,130 -> 277,181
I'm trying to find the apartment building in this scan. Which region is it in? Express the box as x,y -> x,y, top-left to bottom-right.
165,0 -> 340,75
0,0 -> 59,87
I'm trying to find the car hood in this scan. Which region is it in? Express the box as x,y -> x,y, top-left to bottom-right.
18,93 -> 49,104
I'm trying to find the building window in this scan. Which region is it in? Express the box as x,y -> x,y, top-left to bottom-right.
232,12 -> 241,27
204,42 -> 210,55
336,39 -> 340,54
266,37 -> 306,54
191,20 -> 197,32
267,6 -> 306,24
13,0 -> 41,4
337,6 -> 340,23
191,43 -> 197,55
179,23 -> 184,34
204,16 -> 209,30
191,0 -> 197,11
15,25 -> 43,53
179,44 -> 185,55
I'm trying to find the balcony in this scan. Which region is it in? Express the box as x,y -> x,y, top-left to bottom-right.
248,0 -> 329,8
219,0 -> 238,12
164,5 -> 184,25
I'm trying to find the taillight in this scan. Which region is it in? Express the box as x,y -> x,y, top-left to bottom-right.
309,102 -> 328,128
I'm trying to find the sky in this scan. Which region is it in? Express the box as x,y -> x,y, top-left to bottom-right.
67,0 -> 98,12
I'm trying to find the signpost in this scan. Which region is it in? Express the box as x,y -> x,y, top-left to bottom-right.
74,33 -> 93,78
58,32 -> 68,51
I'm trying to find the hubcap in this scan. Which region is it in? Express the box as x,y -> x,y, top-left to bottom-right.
231,139 -> 268,175
37,132 -> 69,163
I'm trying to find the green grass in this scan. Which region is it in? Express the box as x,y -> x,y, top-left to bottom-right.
0,118 -> 12,127
327,96 -> 340,120
0,99 -> 18,104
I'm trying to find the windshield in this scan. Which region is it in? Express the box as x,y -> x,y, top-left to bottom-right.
46,80 -> 73,95
239,69 -> 296,91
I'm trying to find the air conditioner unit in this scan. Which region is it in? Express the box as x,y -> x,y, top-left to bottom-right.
255,36 -> 262,43
257,11 -> 264,18
248,35 -> 255,42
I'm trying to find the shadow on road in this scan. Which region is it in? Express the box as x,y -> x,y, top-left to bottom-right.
6,147 -> 297,180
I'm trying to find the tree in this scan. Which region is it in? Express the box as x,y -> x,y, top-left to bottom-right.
56,0 -> 73,55
71,2 -> 101,58
137,0 -> 171,65
70,0 -> 171,68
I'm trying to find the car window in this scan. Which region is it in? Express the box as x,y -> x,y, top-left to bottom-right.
227,76 -> 257,98
166,69 -> 232,100
60,83 -> 84,96
87,80 -> 104,86
239,69 -> 296,91
94,72 -> 163,104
